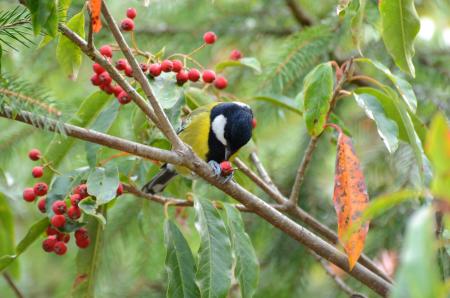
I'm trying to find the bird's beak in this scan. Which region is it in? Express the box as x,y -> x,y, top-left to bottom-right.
251,118 -> 257,129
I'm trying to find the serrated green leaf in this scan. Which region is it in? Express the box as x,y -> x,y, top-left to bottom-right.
79,198 -> 106,225
194,197 -> 232,298
391,207 -> 446,298
56,7 -> 85,79
42,91 -> 112,183
216,57 -> 261,74
252,95 -> 302,115
164,219 -> 200,298
150,73 -> 184,109
303,62 -> 334,136
184,87 -> 213,110
353,92 -> 399,153
379,0 -> 420,77
223,204 -> 259,298
0,192 -> 18,276
85,101 -> 120,167
87,164 -> 119,205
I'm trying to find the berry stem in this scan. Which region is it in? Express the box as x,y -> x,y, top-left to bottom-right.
130,31 -> 139,53
166,53 -> 204,70
41,158 -> 63,176
99,152 -> 130,166
188,43 -> 207,57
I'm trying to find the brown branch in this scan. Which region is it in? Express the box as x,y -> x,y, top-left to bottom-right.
3,273 -> 24,298
249,152 -> 282,194
285,0 -> 313,27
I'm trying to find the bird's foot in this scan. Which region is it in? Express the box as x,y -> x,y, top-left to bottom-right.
208,160 -> 222,177
208,160 -> 234,184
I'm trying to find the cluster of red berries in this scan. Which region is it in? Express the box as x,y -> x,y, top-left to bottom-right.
42,226 -> 89,256
120,8 -> 137,32
23,149 -> 48,204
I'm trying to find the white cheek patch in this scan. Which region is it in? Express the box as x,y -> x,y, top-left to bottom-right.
233,101 -> 250,109
211,114 -> 228,146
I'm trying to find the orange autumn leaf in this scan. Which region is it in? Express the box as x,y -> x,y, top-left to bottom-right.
333,131 -> 369,270
89,0 -> 102,33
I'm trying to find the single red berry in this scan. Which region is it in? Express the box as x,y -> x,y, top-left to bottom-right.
91,74 -> 101,86
23,188 -> 36,202
220,161 -> 233,176
28,149 -> 41,161
38,198 -> 46,213
32,166 -> 44,178
70,194 -> 81,206
42,236 -> 57,252
74,184 -> 88,199
76,237 -> 90,249
172,60 -> 183,73
116,183 -> 124,196
251,118 -> 257,129
98,71 -> 112,85
46,226 -> 58,236
120,18 -> 135,31
126,7 -> 137,19
75,228 -> 89,241
57,233 -> 70,243
92,63 -> 105,74
229,49 -> 242,60
54,241 -> 67,255
140,63 -> 149,72
112,85 -> 124,97
203,31 -> 217,44
100,83 -> 114,95
117,91 -> 132,105
115,58 -> 128,71
202,70 -> 216,83
125,65 -> 133,77
99,45 -> 113,58
68,206 -> 81,220
51,214 -> 66,228
176,70 -> 189,85
161,60 -> 173,72
52,200 -> 67,215
149,63 -> 162,77
214,76 -> 228,89
188,68 -> 201,82
33,182 -> 48,196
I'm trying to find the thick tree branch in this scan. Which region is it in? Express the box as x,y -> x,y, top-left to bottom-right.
285,0 -> 313,27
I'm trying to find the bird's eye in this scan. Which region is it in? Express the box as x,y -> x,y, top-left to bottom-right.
251,118 -> 257,129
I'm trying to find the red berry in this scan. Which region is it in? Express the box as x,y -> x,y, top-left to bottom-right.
140,63 -> 149,72
54,241 -> 67,255
68,206 -> 81,220
116,183 -> 124,196
92,63 -> 105,74
111,85 -> 123,97
149,63 -> 162,77
220,161 -> 233,176
51,214 -> 66,228
99,71 -> 112,85
52,200 -> 67,215
91,74 -> 101,86
74,184 -> 88,199
126,7 -> 137,19
115,58 -> 128,71
75,228 -> 89,241
23,188 -> 36,202
42,236 -> 57,252
120,18 -> 135,31
161,60 -> 173,72
33,182 -> 48,196
99,45 -> 113,58
117,91 -> 132,105
76,237 -> 90,249
70,194 -> 81,206
176,70 -> 189,85
214,76 -> 228,89
100,83 -> 115,94
188,68 -> 201,82
57,233 -> 70,243
203,31 -> 217,44
38,198 -> 46,213
202,70 -> 216,83
172,60 -> 183,72
46,226 -> 58,236
32,166 -> 44,178
229,49 -> 242,60
124,65 -> 133,77
28,149 -> 41,161
251,118 -> 257,129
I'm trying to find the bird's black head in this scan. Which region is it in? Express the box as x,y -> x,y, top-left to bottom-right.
207,102 -> 255,162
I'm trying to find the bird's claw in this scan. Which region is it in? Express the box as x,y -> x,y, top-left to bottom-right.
208,160 -> 222,177
220,172 -> 234,184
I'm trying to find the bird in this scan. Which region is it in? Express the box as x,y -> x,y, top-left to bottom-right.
142,101 -> 256,194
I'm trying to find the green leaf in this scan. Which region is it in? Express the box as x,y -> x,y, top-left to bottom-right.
150,74 -> 184,109
223,204 -> 259,298
194,197 -> 232,298
379,0 -> 420,77
303,62 -> 334,136
85,101 -> 120,167
25,0 -> 57,36
87,164 -> 119,205
42,91 -> 112,183
72,207 -> 106,298
184,87 -> 213,110
350,0 -> 366,55
353,92 -> 399,153
79,198 -> 106,225
0,217 -> 49,272
252,95 -> 302,115
38,0 -> 72,48
0,193 -> 17,276
56,7 -> 85,79
391,207 -> 446,298
215,57 -> 262,74
164,219 -> 200,298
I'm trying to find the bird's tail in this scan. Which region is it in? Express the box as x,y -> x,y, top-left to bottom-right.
141,164 -> 178,194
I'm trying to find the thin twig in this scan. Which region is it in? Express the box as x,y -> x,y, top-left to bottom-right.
249,152 -> 282,194
3,273 -> 24,298
285,0 -> 313,26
